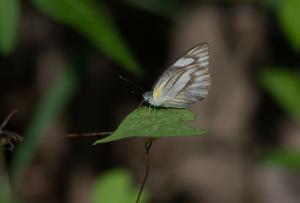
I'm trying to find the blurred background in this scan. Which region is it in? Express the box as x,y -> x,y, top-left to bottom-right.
1,0 -> 300,203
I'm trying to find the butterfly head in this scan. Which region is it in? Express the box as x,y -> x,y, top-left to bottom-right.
143,91 -> 153,103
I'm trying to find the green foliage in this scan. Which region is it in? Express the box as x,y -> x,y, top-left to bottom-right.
261,68 -> 300,170
260,0 -> 300,170
0,0 -> 19,54
0,149 -> 14,203
31,0 -> 143,76
260,68 -> 300,122
91,169 -> 148,203
264,150 -> 300,170
11,67 -> 79,177
95,107 -> 207,144
277,0 -> 300,50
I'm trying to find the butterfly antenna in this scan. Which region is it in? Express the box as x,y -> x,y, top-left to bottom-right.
119,75 -> 143,94
137,100 -> 146,110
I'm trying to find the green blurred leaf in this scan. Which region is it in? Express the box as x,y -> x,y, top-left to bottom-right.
0,149 -> 14,203
277,0 -> 300,50
31,0 -> 143,76
0,0 -> 19,54
261,0 -> 281,8
260,69 -> 300,121
264,150 -> 300,170
91,169 -> 148,203
95,107 -> 207,144
11,67 -> 79,177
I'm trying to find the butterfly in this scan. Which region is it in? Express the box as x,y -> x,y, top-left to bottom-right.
143,43 -> 210,108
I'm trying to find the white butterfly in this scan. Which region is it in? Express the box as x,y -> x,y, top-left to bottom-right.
143,43 -> 210,108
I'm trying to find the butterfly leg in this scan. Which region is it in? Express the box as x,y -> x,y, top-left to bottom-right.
148,105 -> 151,119
137,100 -> 146,112
148,105 -> 157,119
154,106 -> 158,119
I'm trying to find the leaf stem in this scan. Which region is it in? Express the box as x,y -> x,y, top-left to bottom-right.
135,138 -> 153,203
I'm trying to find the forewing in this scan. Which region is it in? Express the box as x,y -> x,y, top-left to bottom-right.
152,43 -> 209,91
158,43 -> 210,108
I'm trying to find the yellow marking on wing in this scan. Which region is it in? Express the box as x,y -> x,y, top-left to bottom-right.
153,86 -> 162,99
153,82 -> 166,100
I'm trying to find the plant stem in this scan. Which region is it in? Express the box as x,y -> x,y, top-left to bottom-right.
135,139 -> 153,203
66,131 -> 113,138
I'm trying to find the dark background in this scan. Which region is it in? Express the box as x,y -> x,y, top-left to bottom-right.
1,0 -> 300,203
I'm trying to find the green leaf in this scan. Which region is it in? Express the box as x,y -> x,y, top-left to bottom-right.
277,0 -> 300,50
31,0 -> 143,76
260,68 -> 300,121
0,0 -> 19,54
11,66 -> 79,178
95,107 -> 207,144
264,150 -> 300,170
91,169 -> 148,203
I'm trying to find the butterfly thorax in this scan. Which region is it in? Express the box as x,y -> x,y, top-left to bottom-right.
142,90 -> 164,107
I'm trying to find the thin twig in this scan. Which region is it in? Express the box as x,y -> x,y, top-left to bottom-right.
0,109 -> 113,150
135,139 -> 153,203
66,131 -> 113,138
0,110 -> 22,151
0,109 -> 18,131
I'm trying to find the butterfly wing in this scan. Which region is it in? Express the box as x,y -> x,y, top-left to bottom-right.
152,43 -> 210,108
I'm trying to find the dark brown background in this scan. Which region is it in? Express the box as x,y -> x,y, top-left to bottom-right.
1,1 -> 300,203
